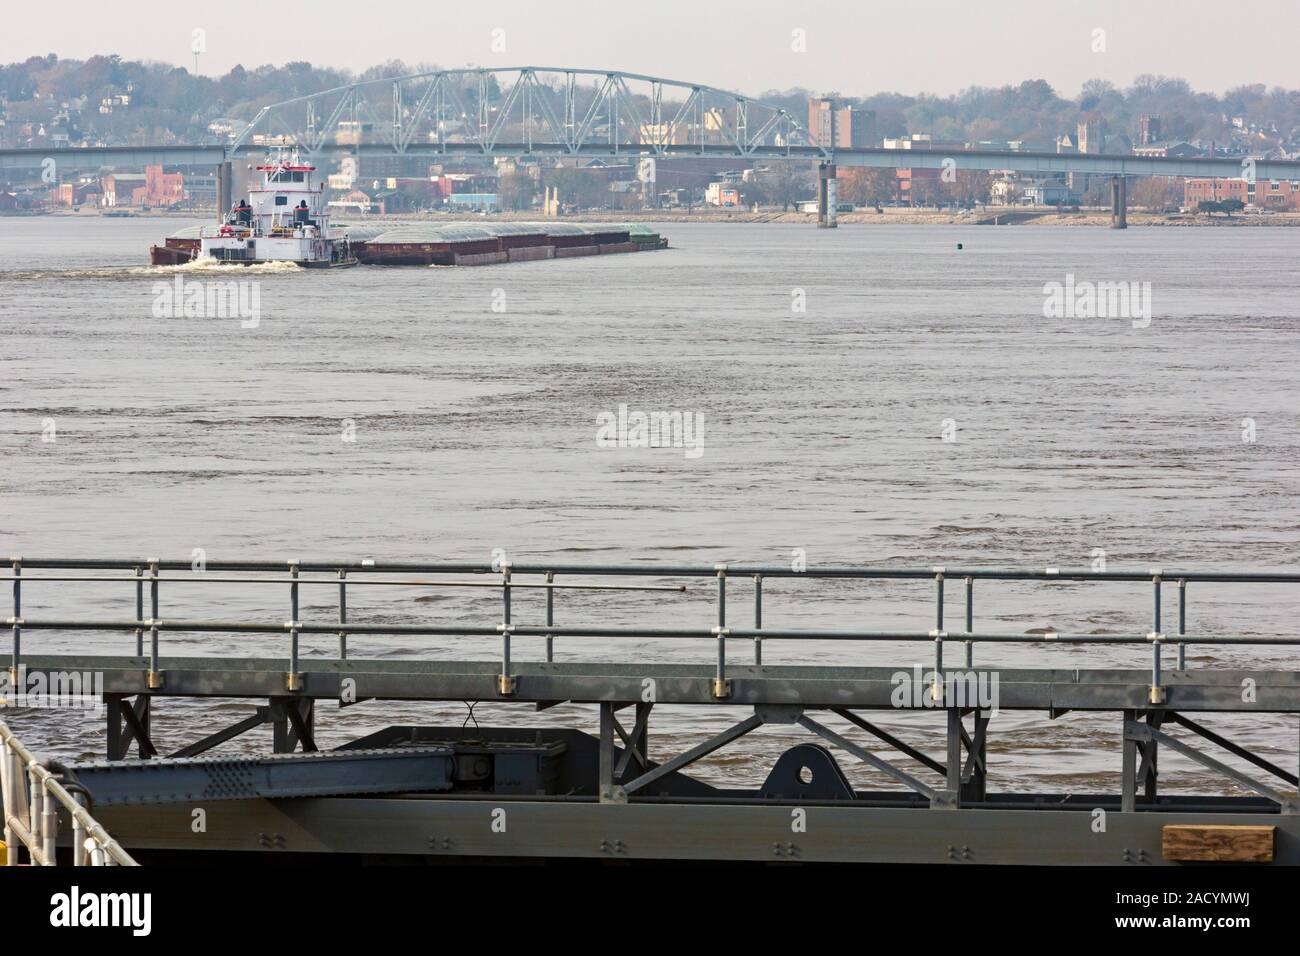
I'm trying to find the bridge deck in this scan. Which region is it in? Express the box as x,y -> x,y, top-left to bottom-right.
6,141 -> 1298,179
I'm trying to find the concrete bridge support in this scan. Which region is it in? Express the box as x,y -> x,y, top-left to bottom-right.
216,161 -> 233,219
817,163 -> 838,228
1110,175 -> 1128,229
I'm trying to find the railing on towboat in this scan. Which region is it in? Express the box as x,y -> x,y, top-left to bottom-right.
0,718 -> 137,866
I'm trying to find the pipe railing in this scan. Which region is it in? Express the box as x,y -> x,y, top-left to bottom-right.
5,557 -> 1300,699
0,718 -> 137,866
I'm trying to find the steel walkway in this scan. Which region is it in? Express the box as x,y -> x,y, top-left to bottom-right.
4,557 -> 1299,864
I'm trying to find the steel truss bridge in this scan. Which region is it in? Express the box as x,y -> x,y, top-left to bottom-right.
3,556 -> 1300,865
3,66 -> 1300,183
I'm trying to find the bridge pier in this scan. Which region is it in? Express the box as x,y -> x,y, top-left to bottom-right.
1110,175 -> 1128,229
817,163 -> 838,228
216,161 -> 233,220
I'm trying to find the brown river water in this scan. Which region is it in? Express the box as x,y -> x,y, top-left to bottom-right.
1,215 -> 1298,797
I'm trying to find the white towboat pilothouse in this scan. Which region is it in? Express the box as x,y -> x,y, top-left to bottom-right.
200,151 -> 355,267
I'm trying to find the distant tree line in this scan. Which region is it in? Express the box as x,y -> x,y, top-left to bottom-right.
759,75 -> 1300,150
4,55 -> 1300,155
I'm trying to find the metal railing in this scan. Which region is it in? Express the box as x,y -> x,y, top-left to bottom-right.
5,557 -> 1300,700
0,718 -> 137,866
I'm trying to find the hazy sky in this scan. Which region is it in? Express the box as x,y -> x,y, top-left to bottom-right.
2,0 -> 1293,98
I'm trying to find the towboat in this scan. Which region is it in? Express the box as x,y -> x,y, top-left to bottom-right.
149,150 -> 355,267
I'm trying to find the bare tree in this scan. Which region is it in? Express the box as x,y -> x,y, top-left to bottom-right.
838,167 -> 894,207
753,161 -> 814,211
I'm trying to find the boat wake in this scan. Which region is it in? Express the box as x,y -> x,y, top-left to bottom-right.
163,257 -> 303,275
0,259 -> 304,281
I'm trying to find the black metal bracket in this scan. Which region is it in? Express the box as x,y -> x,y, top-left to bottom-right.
171,707 -> 272,759
1125,714 -> 1299,814
105,694 -> 155,760
271,697 -> 317,753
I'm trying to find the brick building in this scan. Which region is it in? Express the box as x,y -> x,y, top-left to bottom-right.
52,181 -> 101,207
132,165 -> 185,207
807,99 -> 877,149
883,135 -> 963,204
100,172 -> 144,207
1184,177 -> 1300,210
1183,178 -> 1249,206
1247,177 -> 1300,209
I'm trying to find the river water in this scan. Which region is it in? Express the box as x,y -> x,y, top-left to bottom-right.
1,215 -> 1298,797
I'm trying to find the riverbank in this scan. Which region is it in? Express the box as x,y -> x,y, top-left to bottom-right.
24,206 -> 1300,226
520,208 -> 1300,227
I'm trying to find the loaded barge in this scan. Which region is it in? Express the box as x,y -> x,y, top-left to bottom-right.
3,557 -> 1300,866
152,221 -> 668,267
149,151 -> 668,268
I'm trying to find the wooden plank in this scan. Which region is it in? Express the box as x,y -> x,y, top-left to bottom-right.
1162,824 -> 1275,862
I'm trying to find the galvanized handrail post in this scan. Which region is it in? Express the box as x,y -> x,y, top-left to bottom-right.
1177,578 -> 1187,669
931,630 -> 946,702
10,556 -> 20,688
1152,570 -> 1162,634
964,575 -> 974,668
498,562 -> 515,694
0,739 -> 18,864
717,565 -> 726,627
7,744 -> 26,864
147,559 -> 162,689
27,758 -> 41,858
71,792 -> 86,866
133,565 -> 143,656
713,565 -> 729,698
337,568 -> 348,659
933,568 -> 946,702
544,570 -> 554,662
753,573 -> 763,665
40,774 -> 57,863
5,767 -> 18,865
934,567 -> 945,632
1150,632 -> 1166,704
1149,570 -> 1167,703
287,560 -> 301,691
0,744 -> 10,863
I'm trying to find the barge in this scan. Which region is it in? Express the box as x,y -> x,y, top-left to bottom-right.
152,220 -> 667,267
148,151 -> 668,268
